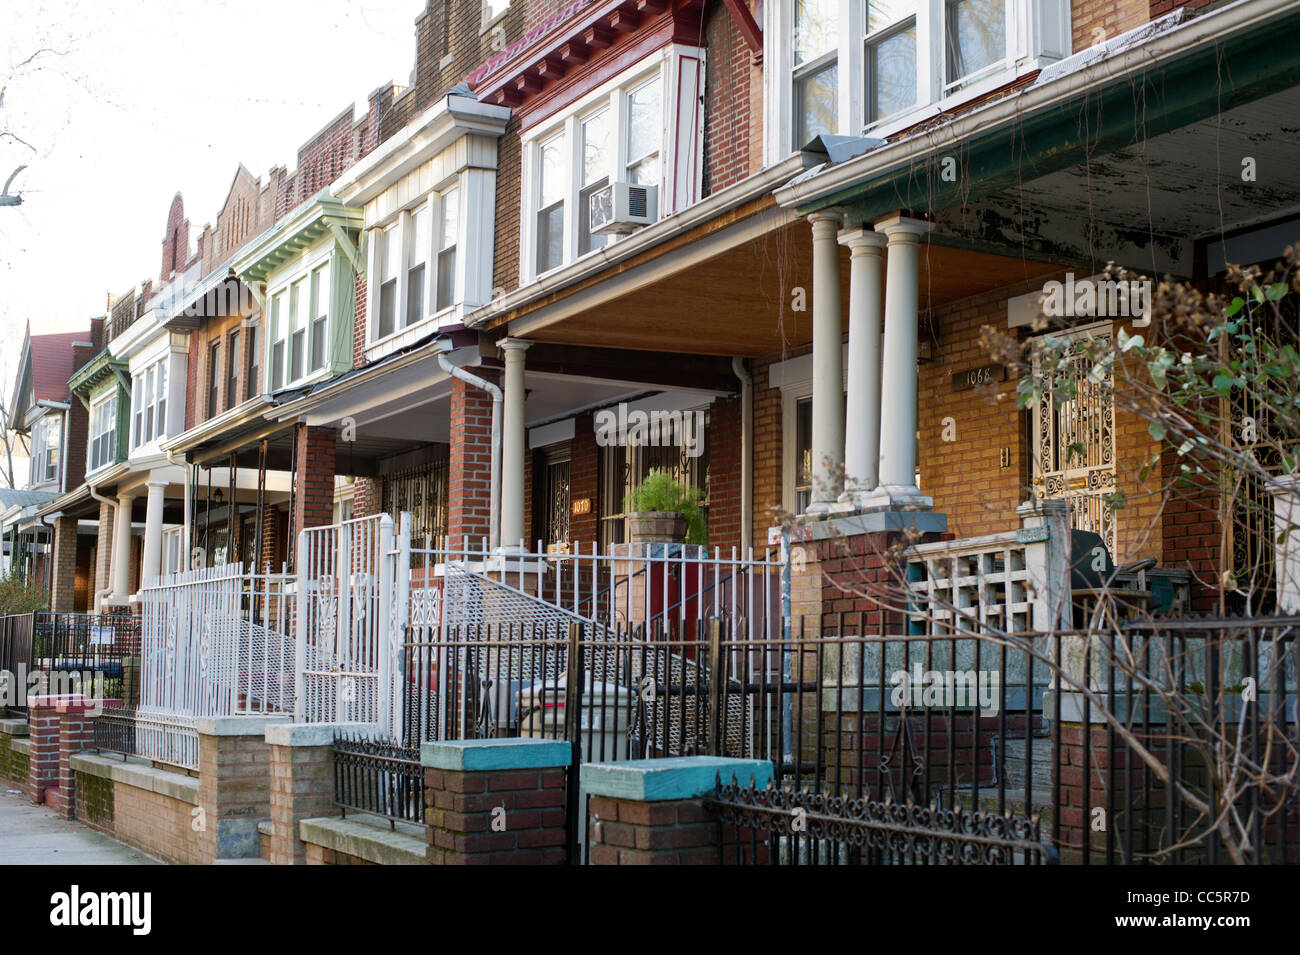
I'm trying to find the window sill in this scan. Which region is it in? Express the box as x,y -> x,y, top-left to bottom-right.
862,60 -> 1043,142
365,307 -> 460,362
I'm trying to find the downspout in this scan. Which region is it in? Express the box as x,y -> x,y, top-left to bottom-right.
166,451 -> 191,573
88,485 -> 118,612
39,511 -> 58,595
437,342 -> 502,551
732,357 -> 753,554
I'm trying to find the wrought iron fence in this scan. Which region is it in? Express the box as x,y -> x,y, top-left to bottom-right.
92,704 -> 138,757
34,611 -> 137,701
0,613 -> 35,716
332,733 -> 426,828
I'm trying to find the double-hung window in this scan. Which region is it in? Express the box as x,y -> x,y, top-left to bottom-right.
269,292 -> 286,392
247,325 -> 259,395
535,134 -> 566,275
289,278 -> 307,383
88,395 -> 117,472
945,0 -> 1006,93
208,342 -> 221,419
625,79 -> 661,186
228,330 -> 241,409
435,189 -> 458,311
132,359 -> 168,447
155,360 -> 168,438
43,416 -> 60,482
865,2 -> 918,124
578,110 -> 610,257
376,224 -> 399,339
793,0 -> 839,147
406,207 -> 428,327
310,262 -> 330,370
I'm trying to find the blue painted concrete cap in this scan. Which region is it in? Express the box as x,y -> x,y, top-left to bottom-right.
581,757 -> 773,801
421,737 -> 572,771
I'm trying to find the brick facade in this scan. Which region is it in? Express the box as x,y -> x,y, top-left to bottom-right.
448,377 -> 496,545
292,424 -> 338,542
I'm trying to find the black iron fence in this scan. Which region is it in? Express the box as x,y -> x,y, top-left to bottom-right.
0,613 -> 35,716
398,611 -> 1298,865
333,733 -> 426,829
33,612 -> 138,701
92,704 -> 138,757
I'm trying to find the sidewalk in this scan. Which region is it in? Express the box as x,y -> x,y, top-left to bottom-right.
0,790 -> 160,865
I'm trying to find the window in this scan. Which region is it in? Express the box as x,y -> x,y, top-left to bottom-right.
535,133 -> 566,275
310,263 -> 330,370
247,325 -> 259,395
945,0 -> 1006,92
406,207 -> 428,327
131,359 -> 168,447
269,292 -> 285,392
288,278 -> 306,382
228,330 -> 240,409
793,0 -> 838,147
482,0 -> 508,28
208,342 -> 221,419
376,224 -> 398,338
793,396 -> 813,515
43,416 -> 60,482
578,110 -> 610,257
435,189 -> 458,312
88,394 -> 117,472
526,65 -> 669,279
865,2 -> 917,123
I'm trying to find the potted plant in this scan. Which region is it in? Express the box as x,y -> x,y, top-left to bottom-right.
625,470 -> 708,546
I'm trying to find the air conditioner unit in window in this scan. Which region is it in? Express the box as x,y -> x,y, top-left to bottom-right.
590,181 -> 658,236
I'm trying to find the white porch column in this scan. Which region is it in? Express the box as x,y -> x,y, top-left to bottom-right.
870,214 -> 934,508
837,227 -> 887,505
140,479 -> 167,588
806,210 -> 845,513
1268,475 -> 1300,612
110,492 -> 136,603
498,338 -> 532,550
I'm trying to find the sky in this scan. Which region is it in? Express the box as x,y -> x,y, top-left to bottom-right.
0,0 -> 424,387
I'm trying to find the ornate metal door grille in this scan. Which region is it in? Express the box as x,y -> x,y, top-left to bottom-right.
1032,324 -> 1117,555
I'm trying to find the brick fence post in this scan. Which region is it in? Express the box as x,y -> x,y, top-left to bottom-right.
196,715 -> 290,864
26,694 -> 103,811
422,738 -> 570,864
582,756 -> 773,864
265,722 -> 380,865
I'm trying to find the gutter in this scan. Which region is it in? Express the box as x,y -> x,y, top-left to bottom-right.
774,0 -> 1296,212
87,485 -> 118,612
731,357 -> 752,555
437,340 -> 502,550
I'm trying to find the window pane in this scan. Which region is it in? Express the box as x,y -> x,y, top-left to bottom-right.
539,135 -> 565,208
626,78 -> 661,166
436,249 -> 456,311
291,330 -> 304,381
411,206 -> 429,267
247,326 -> 259,393
581,109 -> 611,187
536,203 -> 564,273
579,178 -> 609,256
795,396 -> 813,515
795,60 -> 838,146
228,333 -> 239,409
406,263 -> 425,327
867,0 -> 914,32
382,225 -> 400,281
947,0 -> 1005,83
378,280 -> 396,338
869,23 -> 917,121
794,0 -> 837,66
312,316 -> 328,369
439,189 -> 459,251
272,341 -> 285,390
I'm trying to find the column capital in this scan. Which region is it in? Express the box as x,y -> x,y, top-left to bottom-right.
117,491 -> 137,503
874,213 -> 935,240
498,337 -> 533,354
838,227 -> 888,252
807,208 -> 845,231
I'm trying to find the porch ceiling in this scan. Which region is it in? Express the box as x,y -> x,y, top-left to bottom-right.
516,220 -> 1062,356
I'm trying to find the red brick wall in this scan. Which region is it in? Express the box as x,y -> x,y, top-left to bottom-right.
702,0 -> 754,197
494,117 -> 523,297
707,395 -> 741,552
448,377 -> 496,545
569,412 -> 599,544
292,424 -> 337,542
1148,0 -> 1217,19
1071,0 -> 1148,51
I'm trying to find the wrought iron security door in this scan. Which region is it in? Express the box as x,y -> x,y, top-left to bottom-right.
1032,323 -> 1118,554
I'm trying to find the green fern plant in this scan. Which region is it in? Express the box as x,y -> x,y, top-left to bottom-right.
627,470 -> 708,546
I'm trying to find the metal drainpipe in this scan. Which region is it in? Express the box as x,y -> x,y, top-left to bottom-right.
87,485 -> 118,612
732,356 -> 752,554
438,346 -> 502,551
39,512 -> 58,595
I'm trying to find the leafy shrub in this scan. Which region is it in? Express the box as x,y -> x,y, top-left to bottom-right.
627,470 -> 708,546
0,570 -> 49,615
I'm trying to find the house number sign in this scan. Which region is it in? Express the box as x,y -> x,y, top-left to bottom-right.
951,364 -> 1006,392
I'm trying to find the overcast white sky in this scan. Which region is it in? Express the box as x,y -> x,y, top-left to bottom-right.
0,0 -> 424,367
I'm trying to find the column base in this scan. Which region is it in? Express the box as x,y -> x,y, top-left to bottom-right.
803,499 -> 845,517
859,485 -> 933,511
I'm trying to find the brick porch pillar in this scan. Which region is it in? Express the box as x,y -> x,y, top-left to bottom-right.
292,423 -> 337,547
196,715 -> 290,864
422,738 -> 570,864
265,722 -> 379,865
49,515 -> 80,613
25,694 -> 102,814
583,756 -> 773,865
448,377 -> 495,547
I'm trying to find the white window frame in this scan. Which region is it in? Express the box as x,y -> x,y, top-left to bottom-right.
131,358 -> 169,450
29,414 -> 61,486
521,52 -> 683,284
88,393 -> 118,474
765,1 -> 1070,161
264,241 -> 335,392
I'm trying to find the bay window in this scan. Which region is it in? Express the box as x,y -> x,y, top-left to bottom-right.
769,1 -> 1067,154
88,394 -> 117,472
132,358 -> 169,447
435,188 -> 458,312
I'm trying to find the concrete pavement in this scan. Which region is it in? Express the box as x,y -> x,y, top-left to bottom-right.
0,789 -> 159,864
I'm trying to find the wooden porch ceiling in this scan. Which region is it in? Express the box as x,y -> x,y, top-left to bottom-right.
522,220 -> 1063,357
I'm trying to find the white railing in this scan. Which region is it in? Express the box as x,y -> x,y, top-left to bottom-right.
138,562 -> 296,768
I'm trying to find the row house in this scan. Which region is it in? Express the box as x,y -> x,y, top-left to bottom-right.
30,0 -> 1298,620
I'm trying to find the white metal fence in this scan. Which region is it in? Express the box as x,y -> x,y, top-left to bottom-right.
137,562 -> 296,768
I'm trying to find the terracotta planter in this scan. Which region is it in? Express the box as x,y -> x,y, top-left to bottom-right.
626,511 -> 688,544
